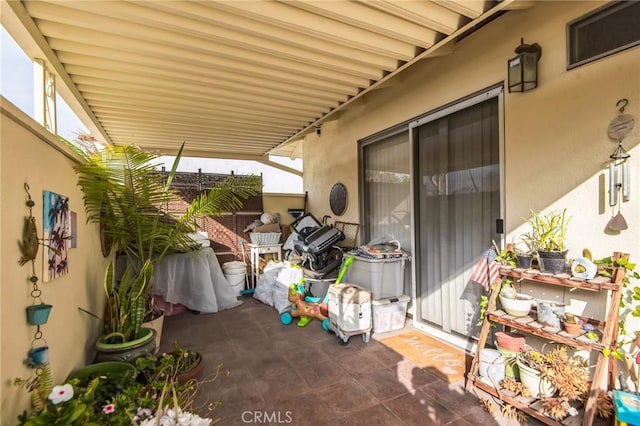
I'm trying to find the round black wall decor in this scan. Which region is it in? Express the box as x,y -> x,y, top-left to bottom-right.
329,182 -> 347,216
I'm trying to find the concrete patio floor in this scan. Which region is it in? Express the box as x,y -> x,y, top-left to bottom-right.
160,295 -> 542,426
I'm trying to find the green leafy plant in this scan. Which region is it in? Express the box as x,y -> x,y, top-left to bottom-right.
594,254 -> 640,394
13,364 -> 53,413
16,349 -> 221,425
522,209 -> 570,252
65,136 -> 261,343
495,246 -> 517,267
136,342 -> 203,385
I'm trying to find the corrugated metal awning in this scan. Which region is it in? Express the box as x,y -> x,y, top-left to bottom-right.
6,0 -> 523,160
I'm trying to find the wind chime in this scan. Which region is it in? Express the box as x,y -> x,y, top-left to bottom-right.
607,99 -> 634,231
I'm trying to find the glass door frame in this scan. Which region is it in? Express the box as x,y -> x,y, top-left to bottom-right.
408,85 -> 506,351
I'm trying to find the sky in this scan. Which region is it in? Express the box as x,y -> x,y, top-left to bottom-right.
1,26 -> 302,194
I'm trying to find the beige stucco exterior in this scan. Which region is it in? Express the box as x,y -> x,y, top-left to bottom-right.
1,0 -> 640,422
303,1 -> 640,260
1,102 -> 106,423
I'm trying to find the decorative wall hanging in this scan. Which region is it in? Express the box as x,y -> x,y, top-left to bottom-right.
606,99 -> 634,232
20,183 -> 52,370
329,182 -> 348,216
43,190 -> 70,281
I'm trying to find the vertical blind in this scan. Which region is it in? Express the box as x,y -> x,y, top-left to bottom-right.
362,131 -> 411,250
414,97 -> 499,335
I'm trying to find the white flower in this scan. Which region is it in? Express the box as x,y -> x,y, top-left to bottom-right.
48,384 -> 74,404
139,408 -> 211,426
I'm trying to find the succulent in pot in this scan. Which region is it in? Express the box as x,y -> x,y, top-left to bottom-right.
516,345 -> 589,419
498,279 -> 534,317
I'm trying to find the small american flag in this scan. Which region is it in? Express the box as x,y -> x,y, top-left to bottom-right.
470,247 -> 501,291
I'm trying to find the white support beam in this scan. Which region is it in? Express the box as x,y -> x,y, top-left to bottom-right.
6,0 -> 111,145
255,159 -> 302,177
45,69 -> 57,134
33,58 -> 46,127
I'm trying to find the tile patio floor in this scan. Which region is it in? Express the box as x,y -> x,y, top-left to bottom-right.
160,295 -> 545,426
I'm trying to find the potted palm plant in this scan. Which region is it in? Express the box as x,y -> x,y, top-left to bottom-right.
67,137 -> 260,362
522,209 -> 570,274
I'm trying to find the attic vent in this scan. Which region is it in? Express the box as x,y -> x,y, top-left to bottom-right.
567,1 -> 640,69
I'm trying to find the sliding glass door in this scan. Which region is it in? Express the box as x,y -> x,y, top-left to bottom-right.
412,92 -> 501,337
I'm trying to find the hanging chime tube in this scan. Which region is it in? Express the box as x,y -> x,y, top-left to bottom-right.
609,162 -> 617,207
622,160 -> 630,199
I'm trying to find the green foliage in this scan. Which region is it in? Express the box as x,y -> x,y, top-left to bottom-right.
13,365 -> 53,413
136,342 -> 202,383
16,346 -> 220,425
522,209 -> 570,252
495,247 -> 517,267
594,255 -> 640,359
64,136 -> 261,342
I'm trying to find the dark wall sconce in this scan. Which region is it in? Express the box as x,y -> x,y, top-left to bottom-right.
507,38 -> 542,93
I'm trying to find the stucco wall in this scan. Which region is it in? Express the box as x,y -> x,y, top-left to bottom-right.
1,101 -> 106,424
303,1 -> 640,261
263,193 -> 306,226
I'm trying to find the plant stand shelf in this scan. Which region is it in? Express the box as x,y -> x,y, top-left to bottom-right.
466,252 -> 629,426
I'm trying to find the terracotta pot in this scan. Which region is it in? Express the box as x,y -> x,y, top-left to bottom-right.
564,321 -> 582,336
176,352 -> 204,383
495,331 -> 526,352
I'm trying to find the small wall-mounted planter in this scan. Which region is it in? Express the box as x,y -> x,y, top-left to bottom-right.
26,303 -> 53,325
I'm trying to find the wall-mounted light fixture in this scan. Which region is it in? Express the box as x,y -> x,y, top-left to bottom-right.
507,38 -> 542,93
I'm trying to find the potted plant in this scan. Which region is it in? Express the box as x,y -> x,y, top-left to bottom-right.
498,279 -> 534,317
562,313 -> 583,336
512,238 -> 535,269
516,345 -> 589,418
522,209 -> 570,274
15,351 -> 217,425
136,342 -> 205,385
66,136 -> 260,361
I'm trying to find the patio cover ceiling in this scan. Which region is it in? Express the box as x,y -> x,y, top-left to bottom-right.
6,0 -> 527,162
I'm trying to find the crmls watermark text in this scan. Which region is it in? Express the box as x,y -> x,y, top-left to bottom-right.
241,411 -> 293,424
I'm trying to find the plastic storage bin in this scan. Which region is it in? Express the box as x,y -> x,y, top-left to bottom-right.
614,390 -> 640,426
346,256 -> 407,299
371,294 -> 410,333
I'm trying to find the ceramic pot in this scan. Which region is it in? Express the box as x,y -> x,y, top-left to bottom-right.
67,361 -> 136,384
495,331 -> 526,352
499,294 -> 534,317
95,327 -> 156,364
143,310 -> 165,355
564,321 -> 582,336
479,349 -> 505,385
516,360 -> 555,398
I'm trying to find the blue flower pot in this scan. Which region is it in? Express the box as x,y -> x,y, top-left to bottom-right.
26,304 -> 53,325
